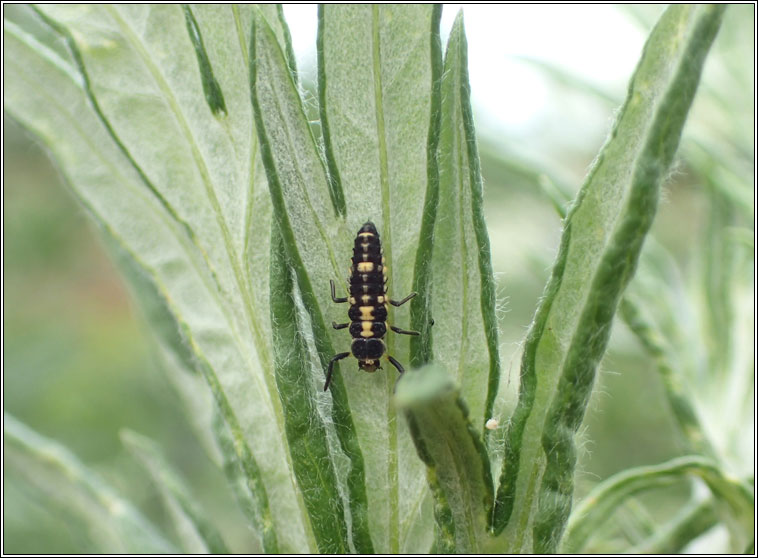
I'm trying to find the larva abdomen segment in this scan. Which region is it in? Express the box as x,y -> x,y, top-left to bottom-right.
349,320 -> 387,339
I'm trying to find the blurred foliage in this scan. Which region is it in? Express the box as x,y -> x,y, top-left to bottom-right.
3,4 -> 753,553
2,114 -> 251,552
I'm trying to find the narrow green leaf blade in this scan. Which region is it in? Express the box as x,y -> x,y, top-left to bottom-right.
628,499 -> 719,554
619,290 -> 715,457
211,408 -> 276,553
249,7 -> 340,352
4,414 -> 176,554
249,10 -> 373,553
396,365 -> 493,553
317,6 -> 441,552
182,4 -> 227,115
269,229 -> 350,553
434,11 -> 500,431
492,4 -> 727,552
408,4 -> 443,369
120,430 -> 230,554
96,195 -> 277,550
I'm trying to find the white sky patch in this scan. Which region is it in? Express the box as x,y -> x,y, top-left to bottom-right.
282,5 -> 647,134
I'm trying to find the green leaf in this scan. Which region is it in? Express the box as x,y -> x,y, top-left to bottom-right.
3,414 -> 176,554
622,182 -> 753,478
562,456 -> 754,553
619,289 -> 715,457
491,5 -> 727,552
396,364 -> 493,553
250,9 -> 375,554
250,5 -> 443,553
210,408 -> 273,553
98,218 -> 225,463
120,430 -> 230,554
6,4 -> 447,554
628,498 -> 719,554
268,228 -> 353,553
100,218 -> 277,546
407,5 -> 443,370
433,11 -> 500,432
182,5 -> 227,115
3,6 -> 303,551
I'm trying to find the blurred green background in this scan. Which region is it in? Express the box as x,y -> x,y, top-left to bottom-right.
3,4 -> 753,553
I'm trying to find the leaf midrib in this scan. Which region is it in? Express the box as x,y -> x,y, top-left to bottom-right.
232,5 -> 260,271
371,6 -> 399,554
453,87 -> 471,383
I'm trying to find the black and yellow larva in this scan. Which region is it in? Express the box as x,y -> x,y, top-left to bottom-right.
325,221 -> 419,391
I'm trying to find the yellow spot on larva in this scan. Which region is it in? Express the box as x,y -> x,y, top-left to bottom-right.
358,232 -> 374,238
349,297 -> 356,305
357,261 -> 374,272
361,295 -> 371,304
359,306 -> 374,320
361,321 -> 373,337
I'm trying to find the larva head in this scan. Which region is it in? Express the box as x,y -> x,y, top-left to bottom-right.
358,360 -> 380,372
359,221 -> 378,235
